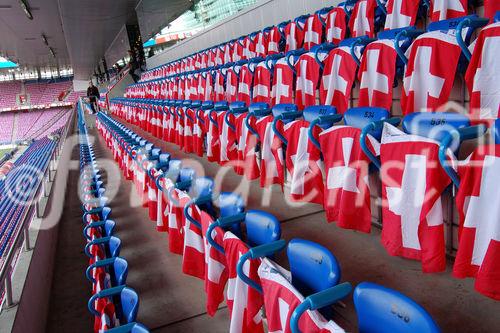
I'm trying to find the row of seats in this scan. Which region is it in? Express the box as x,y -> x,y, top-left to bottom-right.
95,110 -> 443,332
124,13 -> 499,121
78,105 -> 149,333
0,135 -> 59,258
139,0 -> 500,81
107,96 -> 500,301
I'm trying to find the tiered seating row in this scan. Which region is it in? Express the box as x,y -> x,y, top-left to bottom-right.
96,110 -> 447,332
79,105 -> 148,333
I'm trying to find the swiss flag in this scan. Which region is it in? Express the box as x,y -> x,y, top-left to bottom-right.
207,111 -> 224,163
379,123 -> 450,273
272,57 -> 295,105
165,189 -> 191,255
223,232 -> 264,333
465,23 -> 500,121
454,145 -> 500,300
156,177 -> 174,232
183,107 -> 196,153
357,40 -> 397,110
295,53 -> 323,110
267,26 -> 282,55
254,31 -> 268,58
242,35 -> 256,60
236,114 -> 260,180
214,70 -> 226,102
284,21 -> 305,52
233,39 -> 244,62
283,120 -> 324,205
226,67 -> 240,103
429,0 -> 467,22
224,42 -> 233,64
255,115 -> 284,188
320,47 -> 357,114
258,258 -> 345,333
95,301 -> 118,333
252,61 -> 272,104
182,204 -> 206,280
303,14 -> 323,51
200,212 -> 228,316
349,0 -> 377,38
325,7 -> 347,45
237,64 -> 253,105
384,0 -> 420,30
219,111 -> 241,166
401,31 -> 462,115
319,126 -> 379,233
193,109 -> 208,157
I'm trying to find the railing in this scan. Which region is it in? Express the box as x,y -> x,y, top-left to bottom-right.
0,100 -> 75,311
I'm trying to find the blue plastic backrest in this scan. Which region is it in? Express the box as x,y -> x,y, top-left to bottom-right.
109,236 -> 121,258
158,153 -> 170,168
248,102 -> 270,114
183,100 -> 192,107
104,220 -> 115,237
230,101 -> 247,112
120,287 -> 140,324
113,257 -> 129,286
354,282 -> 440,333
167,159 -> 182,180
303,105 -> 337,128
191,100 -> 202,108
102,207 -> 112,221
345,107 -> 390,139
244,210 -> 281,247
179,168 -> 196,183
402,112 -> 470,142
495,11 -> 500,23
151,148 -> 161,159
192,177 -> 214,198
218,192 -> 245,217
378,27 -> 415,40
287,238 -> 341,296
175,100 -> 183,107
272,104 -> 299,123
495,119 -> 500,145
428,15 -> 476,42
139,139 -> 146,147
214,101 -> 229,111
202,101 -> 214,110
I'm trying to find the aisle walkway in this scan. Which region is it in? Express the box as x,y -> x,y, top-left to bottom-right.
47,117 -> 500,332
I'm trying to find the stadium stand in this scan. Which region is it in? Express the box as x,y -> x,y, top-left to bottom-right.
25,81 -> 72,106
0,82 -> 21,109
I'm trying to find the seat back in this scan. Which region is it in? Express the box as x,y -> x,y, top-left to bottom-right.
120,287 -> 140,324
214,101 -> 229,111
104,220 -> 116,237
179,167 -> 196,183
218,192 -> 245,217
248,102 -> 270,116
272,103 -> 299,124
244,210 -> 281,247
345,107 -> 391,139
201,101 -> 214,110
113,257 -> 129,286
108,236 -> 122,258
158,153 -> 170,170
402,112 -> 470,142
101,207 -> 112,221
192,177 -> 214,198
303,105 -> 337,129
354,282 -> 440,333
428,15 -> 477,42
287,238 -> 341,296
229,101 -> 247,112
166,159 -> 181,181
495,119 -> 500,144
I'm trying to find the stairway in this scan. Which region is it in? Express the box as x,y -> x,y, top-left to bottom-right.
11,113 -> 19,143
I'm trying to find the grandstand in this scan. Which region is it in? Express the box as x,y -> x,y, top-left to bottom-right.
1,1 -> 500,333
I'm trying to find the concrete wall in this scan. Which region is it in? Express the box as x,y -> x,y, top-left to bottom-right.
147,0 -> 341,68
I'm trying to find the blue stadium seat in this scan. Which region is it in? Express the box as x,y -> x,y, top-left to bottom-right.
88,285 -> 140,325
86,256 -> 129,288
105,322 -> 150,333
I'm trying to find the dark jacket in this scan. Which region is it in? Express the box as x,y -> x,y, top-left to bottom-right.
87,86 -> 99,99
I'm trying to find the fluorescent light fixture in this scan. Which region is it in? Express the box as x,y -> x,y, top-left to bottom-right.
49,47 -> 56,58
19,0 -> 32,20
41,33 -> 48,45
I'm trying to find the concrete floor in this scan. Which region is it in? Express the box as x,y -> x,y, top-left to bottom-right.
45,120 -> 500,333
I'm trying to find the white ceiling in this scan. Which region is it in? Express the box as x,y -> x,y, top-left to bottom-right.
0,0 -> 192,79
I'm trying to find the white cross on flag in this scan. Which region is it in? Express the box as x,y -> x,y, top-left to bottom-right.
284,21 -> 304,52
238,64 -> 253,105
303,14 -> 323,51
454,146 -> 500,300
256,115 -> 284,188
166,189 -> 191,255
207,111 -> 223,163
232,40 -> 244,62
182,204 -> 206,280
320,47 -> 357,114
223,232 -> 264,333
401,31 -> 462,115
325,7 -> 347,45
226,68 -> 240,103
224,42 -> 233,64
254,31 -> 268,58
379,123 -> 451,273
358,40 -> 397,110
429,0 -> 467,22
319,126 -> 380,233
284,120 -> 324,205
349,0 -> 377,38
272,58 -> 295,105
252,61 -> 272,104
384,0 -> 420,30
465,23 -> 500,120
295,53 -> 322,110
258,258 -> 345,333
242,35 -> 256,60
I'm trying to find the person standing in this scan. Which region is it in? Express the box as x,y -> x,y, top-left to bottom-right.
86,81 -> 100,114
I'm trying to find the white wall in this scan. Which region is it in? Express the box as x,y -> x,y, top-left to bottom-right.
73,79 -> 89,92
147,0 -> 341,69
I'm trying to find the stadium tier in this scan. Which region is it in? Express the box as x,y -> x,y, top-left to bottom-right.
1,1 -> 500,333
0,82 -> 21,110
